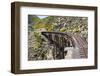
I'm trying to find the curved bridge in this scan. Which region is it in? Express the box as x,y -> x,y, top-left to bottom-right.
41,32 -> 88,59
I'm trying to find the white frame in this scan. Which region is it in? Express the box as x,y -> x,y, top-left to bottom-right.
20,6 -> 95,70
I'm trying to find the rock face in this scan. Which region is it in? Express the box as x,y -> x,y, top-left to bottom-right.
64,47 -> 81,59
46,49 -> 54,60
64,47 -> 78,59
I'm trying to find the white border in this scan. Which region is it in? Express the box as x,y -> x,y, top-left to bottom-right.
20,6 -> 95,70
